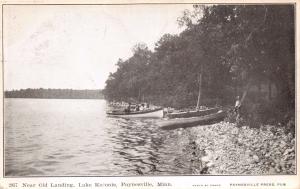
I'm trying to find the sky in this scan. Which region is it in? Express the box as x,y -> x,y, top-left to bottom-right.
3,4 -> 193,90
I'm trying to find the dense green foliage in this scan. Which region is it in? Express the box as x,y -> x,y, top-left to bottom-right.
5,88 -> 104,99
104,5 -> 294,125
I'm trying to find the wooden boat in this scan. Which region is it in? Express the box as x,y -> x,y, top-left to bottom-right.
107,108 -> 164,118
165,107 -> 219,119
158,110 -> 226,130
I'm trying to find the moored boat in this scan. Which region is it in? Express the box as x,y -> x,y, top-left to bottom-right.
165,107 -> 220,119
158,110 -> 226,130
107,108 -> 164,118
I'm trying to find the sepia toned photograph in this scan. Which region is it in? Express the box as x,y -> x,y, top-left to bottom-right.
3,3 -> 295,177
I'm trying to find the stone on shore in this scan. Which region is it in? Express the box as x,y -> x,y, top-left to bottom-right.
183,122 -> 295,175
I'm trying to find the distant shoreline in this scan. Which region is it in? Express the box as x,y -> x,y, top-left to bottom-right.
4,88 -> 104,99
4,97 -> 104,100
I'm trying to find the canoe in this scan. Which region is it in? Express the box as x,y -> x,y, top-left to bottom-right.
165,107 -> 219,119
158,110 -> 226,130
107,108 -> 164,118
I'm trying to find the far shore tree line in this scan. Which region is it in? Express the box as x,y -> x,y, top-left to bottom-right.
103,5 -> 295,128
5,88 -> 104,99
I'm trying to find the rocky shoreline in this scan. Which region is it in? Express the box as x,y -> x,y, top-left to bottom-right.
179,122 -> 295,175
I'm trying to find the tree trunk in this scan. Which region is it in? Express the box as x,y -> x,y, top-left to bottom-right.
258,83 -> 261,94
240,80 -> 252,105
196,71 -> 203,110
268,79 -> 272,101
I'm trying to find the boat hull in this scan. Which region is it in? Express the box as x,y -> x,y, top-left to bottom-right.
158,110 -> 226,130
166,107 -> 219,119
107,108 -> 164,118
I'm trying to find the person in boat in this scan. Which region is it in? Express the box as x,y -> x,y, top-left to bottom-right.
125,102 -> 131,113
135,104 -> 140,111
140,104 -> 145,111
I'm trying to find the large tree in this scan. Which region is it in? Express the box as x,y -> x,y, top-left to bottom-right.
104,5 -> 294,114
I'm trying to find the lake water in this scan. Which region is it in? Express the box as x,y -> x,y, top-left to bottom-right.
4,98 -> 197,176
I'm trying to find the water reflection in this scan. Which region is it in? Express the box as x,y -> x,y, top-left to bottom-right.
108,118 -> 195,175
5,99 -> 200,176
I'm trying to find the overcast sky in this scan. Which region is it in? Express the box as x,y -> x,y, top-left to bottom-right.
3,4 -> 193,90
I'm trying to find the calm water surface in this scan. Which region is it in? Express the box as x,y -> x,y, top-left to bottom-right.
5,99 -> 195,176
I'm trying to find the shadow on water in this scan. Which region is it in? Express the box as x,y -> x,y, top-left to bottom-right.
107,117 -> 200,175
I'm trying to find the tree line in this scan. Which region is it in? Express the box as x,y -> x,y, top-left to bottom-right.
5,88 -> 104,99
104,5 -> 294,125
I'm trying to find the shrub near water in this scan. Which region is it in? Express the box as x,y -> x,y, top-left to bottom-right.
226,97 -> 295,131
